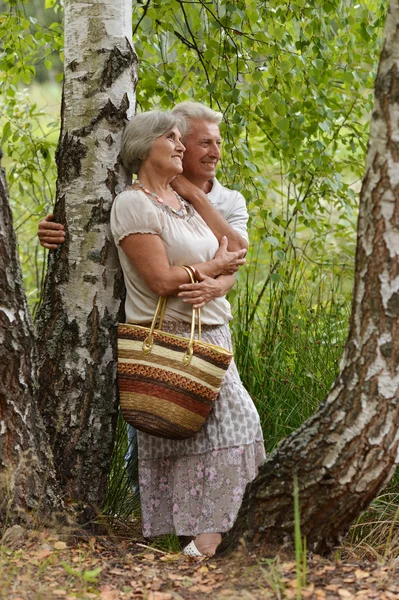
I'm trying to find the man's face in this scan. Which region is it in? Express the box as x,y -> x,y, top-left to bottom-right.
182,119 -> 222,185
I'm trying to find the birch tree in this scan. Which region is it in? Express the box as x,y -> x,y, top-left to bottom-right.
35,0 -> 137,513
0,148 -> 60,523
218,0 -> 399,557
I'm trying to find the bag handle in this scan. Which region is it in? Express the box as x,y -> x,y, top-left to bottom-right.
142,266 -> 201,366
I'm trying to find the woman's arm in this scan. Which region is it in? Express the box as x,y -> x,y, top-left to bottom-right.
119,233 -> 245,297
178,271 -> 236,309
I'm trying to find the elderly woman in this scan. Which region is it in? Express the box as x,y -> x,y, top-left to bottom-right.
110,110 -> 265,556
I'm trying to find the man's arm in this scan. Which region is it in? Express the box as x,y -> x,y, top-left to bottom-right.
38,214 -> 65,249
170,175 -> 248,252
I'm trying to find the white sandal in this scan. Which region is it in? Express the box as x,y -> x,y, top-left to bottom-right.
182,540 -> 202,557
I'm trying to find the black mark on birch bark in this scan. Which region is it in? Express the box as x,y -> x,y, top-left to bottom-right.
56,133 -> 88,184
87,238 -> 111,265
100,46 -> 137,90
85,198 -> 111,231
75,96 -> 131,138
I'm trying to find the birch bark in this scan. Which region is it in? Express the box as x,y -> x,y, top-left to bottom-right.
218,0 -> 399,557
35,0 -> 137,511
0,149 -> 60,523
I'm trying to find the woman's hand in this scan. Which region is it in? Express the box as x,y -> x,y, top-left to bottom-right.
214,236 -> 246,275
178,269 -> 224,309
38,214 -> 65,249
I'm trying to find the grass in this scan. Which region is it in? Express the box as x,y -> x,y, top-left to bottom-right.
230,252 -> 351,453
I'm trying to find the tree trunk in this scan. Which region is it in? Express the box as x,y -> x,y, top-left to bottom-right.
219,0 -> 399,557
36,0 -> 137,513
0,149 -> 60,525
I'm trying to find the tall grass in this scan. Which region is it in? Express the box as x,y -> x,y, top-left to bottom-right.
103,414 -> 140,521
230,252 -> 351,452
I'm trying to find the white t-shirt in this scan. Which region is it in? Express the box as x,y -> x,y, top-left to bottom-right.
110,188 -> 233,325
207,178 -> 249,245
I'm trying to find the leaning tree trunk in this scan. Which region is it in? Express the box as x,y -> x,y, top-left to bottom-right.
219,0 -> 399,557
0,149 -> 60,525
35,0 -> 137,513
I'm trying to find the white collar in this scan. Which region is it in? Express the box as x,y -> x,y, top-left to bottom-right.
206,177 -> 220,198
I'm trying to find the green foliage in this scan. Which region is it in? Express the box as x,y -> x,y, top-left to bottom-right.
293,474 -> 307,597
133,0 -> 385,276
0,0 -> 62,311
103,414 -> 140,519
62,562 -> 102,583
0,0 -> 63,86
230,247 -> 350,451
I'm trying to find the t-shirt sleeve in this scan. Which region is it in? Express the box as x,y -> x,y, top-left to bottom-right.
224,192 -> 249,244
110,190 -> 162,245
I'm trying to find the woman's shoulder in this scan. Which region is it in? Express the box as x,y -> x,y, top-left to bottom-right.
114,186 -> 144,203
112,185 -> 161,221
113,187 -> 157,214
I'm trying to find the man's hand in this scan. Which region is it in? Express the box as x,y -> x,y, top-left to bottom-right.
214,236 -> 246,275
170,174 -> 199,202
178,268 -> 224,309
38,214 -> 65,249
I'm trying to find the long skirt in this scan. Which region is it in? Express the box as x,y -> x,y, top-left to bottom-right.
138,321 -> 266,537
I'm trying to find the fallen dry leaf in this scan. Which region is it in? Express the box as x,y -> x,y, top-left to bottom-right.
354,569 -> 370,580
197,565 -> 209,574
108,568 -> 125,575
35,549 -> 52,560
54,541 -> 67,550
143,553 -> 156,561
147,593 -> 173,600
100,586 -> 120,600
159,554 -> 181,562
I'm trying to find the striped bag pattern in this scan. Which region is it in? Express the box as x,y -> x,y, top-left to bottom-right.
117,323 -> 233,439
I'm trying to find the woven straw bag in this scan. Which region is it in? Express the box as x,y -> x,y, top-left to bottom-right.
117,267 -> 233,440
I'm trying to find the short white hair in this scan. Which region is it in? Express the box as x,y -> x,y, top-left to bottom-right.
120,110 -> 186,175
171,101 -> 222,134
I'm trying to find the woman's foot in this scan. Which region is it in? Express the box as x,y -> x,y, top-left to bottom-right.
179,535 -> 195,549
194,533 -> 222,556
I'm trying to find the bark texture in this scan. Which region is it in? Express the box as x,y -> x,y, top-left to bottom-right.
0,150 -> 60,524
36,0 -> 137,511
218,1 -> 399,557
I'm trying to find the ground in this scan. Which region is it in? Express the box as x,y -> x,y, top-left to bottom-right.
2,525 -> 399,600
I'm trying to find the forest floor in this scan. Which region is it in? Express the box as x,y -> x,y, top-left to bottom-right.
2,523 -> 399,600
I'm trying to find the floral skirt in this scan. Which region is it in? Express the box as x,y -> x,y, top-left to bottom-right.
138,321 -> 266,537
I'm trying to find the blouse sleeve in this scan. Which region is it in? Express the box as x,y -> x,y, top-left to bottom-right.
110,189 -> 162,245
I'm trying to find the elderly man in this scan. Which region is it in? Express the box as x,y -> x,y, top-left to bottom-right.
37,101 -> 250,501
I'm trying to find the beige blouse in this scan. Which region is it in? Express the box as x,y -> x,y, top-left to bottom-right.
110,188 -> 232,325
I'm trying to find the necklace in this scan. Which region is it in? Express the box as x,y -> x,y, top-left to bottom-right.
135,180 -> 187,217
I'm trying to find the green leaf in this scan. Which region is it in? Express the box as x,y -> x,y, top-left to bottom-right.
1,121 -> 11,145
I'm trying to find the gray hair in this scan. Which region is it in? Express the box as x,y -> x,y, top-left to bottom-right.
120,110 -> 187,175
171,101 -> 222,134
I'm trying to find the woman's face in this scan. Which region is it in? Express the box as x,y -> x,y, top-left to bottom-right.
145,127 -> 185,176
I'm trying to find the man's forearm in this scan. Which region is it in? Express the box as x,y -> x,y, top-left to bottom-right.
188,189 -> 248,252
